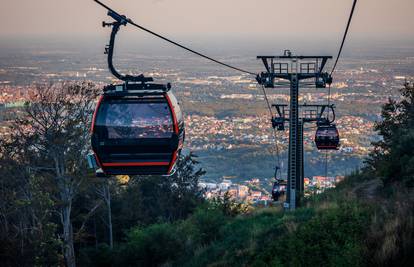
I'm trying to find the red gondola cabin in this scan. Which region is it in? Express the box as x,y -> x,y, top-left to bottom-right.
91,86 -> 184,176
314,124 -> 340,150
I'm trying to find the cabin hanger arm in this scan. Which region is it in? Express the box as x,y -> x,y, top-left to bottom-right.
103,10 -> 153,83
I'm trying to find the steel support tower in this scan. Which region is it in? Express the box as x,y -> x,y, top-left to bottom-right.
257,50 -> 332,210
297,119 -> 304,198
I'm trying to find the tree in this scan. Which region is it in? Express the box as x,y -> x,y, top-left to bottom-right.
95,178 -> 114,249
11,82 -> 98,267
112,153 -> 205,233
0,139 -> 62,266
167,152 -> 206,220
367,81 -> 414,187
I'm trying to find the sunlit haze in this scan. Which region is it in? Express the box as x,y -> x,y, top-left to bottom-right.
1,0 -> 413,54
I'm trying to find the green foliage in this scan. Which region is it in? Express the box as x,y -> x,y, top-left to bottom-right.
363,194 -> 414,267
367,82 -> 414,187
0,141 -> 62,266
77,153 -> 207,266
117,223 -> 185,267
277,203 -> 367,267
3,81 -> 414,267
80,223 -> 189,267
210,191 -> 249,217
184,205 -> 228,245
108,153 -> 205,242
79,244 -> 114,267
29,177 -> 62,267
186,201 -> 368,267
79,199 -> 371,267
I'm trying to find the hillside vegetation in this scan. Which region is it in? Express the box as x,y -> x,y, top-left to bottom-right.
79,179 -> 413,267
80,83 -> 414,267
0,82 -> 412,267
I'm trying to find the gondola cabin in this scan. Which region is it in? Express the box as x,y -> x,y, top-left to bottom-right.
315,124 -> 340,150
271,180 -> 287,201
91,84 -> 184,176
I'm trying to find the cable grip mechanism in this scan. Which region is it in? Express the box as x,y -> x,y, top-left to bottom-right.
103,11 -> 153,83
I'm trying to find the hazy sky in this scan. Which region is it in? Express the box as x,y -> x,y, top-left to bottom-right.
0,0 -> 413,40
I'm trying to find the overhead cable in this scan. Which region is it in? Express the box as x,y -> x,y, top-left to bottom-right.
260,84 -> 282,178
94,0 -> 257,76
331,0 -> 358,74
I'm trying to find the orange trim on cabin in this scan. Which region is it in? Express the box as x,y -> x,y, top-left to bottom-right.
93,153 -> 103,168
91,95 -> 104,134
165,93 -> 180,174
167,151 -> 178,174
165,93 -> 179,134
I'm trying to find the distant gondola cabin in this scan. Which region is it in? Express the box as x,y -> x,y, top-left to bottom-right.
314,124 -> 340,150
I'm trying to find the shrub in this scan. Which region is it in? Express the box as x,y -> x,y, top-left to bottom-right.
186,206 -> 228,245
116,223 -> 185,267
79,244 -> 114,267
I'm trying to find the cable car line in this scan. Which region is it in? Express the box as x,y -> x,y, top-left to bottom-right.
272,128 -> 282,178
94,0 -> 257,76
324,84 -> 332,179
323,0 -> 356,179
259,84 -> 282,179
331,0 -> 358,75
260,84 -> 273,117
91,0 -> 355,183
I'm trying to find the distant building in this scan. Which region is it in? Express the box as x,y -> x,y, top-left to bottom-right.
238,185 -> 249,198
198,182 -> 218,190
260,195 -> 271,201
228,186 -> 238,198
219,179 -> 232,191
247,178 -> 260,186
341,147 -> 353,153
250,191 -> 262,199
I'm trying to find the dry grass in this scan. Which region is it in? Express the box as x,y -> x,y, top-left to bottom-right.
365,187 -> 414,267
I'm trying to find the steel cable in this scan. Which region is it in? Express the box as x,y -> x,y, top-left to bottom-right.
331,0 -> 358,75
94,0 -> 257,76
259,84 -> 282,179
